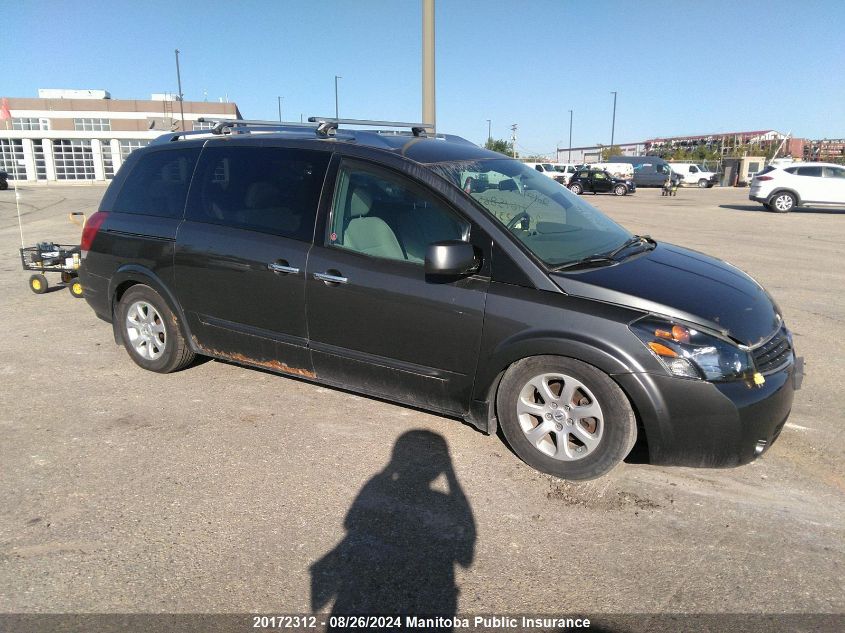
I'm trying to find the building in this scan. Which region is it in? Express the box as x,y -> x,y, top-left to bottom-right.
0,89 -> 241,182
556,142 -> 646,164
804,138 -> 845,162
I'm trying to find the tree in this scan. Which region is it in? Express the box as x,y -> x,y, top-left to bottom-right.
600,145 -> 623,160
485,138 -> 516,157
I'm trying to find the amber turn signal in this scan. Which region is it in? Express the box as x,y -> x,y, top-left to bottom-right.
648,342 -> 678,357
655,324 -> 691,344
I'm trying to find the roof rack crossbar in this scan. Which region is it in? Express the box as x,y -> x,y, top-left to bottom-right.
307,116 -> 433,138
151,129 -> 220,145
197,118 -> 318,135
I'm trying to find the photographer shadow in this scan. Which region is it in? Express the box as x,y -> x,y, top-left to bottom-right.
310,430 -> 475,630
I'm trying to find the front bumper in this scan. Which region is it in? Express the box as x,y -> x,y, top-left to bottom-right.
616,355 -> 802,467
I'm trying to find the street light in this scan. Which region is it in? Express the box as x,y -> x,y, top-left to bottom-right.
568,109 -> 573,163
334,75 -> 342,120
610,91 -> 617,150
277,96 -> 283,122
174,49 -> 186,131
486,119 -> 491,145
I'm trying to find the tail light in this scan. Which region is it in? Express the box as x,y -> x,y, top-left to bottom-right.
80,211 -> 109,252
755,176 -> 774,181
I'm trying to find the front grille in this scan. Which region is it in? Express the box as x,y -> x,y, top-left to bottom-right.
752,327 -> 792,374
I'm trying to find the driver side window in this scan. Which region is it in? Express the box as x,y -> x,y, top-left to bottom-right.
328,162 -> 469,264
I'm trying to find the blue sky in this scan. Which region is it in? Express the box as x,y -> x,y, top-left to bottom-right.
4,0 -> 844,156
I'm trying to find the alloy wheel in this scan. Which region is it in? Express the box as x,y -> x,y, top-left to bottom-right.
125,300 -> 167,360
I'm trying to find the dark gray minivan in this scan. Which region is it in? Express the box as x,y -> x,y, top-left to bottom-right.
79,119 -> 802,480
608,156 -> 681,188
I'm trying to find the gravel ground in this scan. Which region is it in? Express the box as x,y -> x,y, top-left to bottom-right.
0,183 -> 842,628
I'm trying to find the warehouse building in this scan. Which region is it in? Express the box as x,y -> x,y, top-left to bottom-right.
0,89 -> 241,182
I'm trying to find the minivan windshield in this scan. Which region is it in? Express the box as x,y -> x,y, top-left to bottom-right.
429,158 -> 632,267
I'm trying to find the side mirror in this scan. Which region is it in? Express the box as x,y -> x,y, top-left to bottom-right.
424,240 -> 479,277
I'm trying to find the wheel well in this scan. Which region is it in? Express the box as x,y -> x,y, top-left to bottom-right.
768,188 -> 801,205
113,280 -> 141,314
487,353 -> 647,452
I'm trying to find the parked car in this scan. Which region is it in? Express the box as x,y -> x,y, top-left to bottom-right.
553,163 -> 578,185
523,162 -> 567,184
0,170 -> 8,190
750,162 -> 845,212
79,118 -> 802,480
607,155 -> 681,188
568,168 -> 635,196
668,162 -> 719,188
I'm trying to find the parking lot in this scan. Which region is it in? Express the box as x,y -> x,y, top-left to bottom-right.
1,184 -> 843,621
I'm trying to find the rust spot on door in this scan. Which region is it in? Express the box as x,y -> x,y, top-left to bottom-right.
192,340 -> 316,380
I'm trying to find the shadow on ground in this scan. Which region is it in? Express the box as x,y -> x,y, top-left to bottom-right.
310,430 -> 475,631
720,203 -> 845,215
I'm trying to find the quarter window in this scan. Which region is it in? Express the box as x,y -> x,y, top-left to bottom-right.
113,148 -> 200,218
185,146 -> 329,241
823,166 -> 845,178
329,163 -> 469,264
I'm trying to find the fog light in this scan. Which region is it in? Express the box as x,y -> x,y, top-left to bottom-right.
754,440 -> 768,456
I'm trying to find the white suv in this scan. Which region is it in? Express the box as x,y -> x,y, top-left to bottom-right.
750,162 -> 845,212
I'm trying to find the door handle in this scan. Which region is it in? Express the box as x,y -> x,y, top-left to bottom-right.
313,271 -> 348,285
268,262 -> 300,274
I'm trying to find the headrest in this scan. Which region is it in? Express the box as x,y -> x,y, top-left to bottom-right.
498,179 -> 518,191
245,181 -> 281,209
349,187 -> 373,218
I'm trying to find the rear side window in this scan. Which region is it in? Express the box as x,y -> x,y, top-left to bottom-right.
796,166 -> 823,177
113,149 -> 199,218
185,146 -> 330,241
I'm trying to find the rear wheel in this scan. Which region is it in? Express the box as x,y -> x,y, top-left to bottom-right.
698,179 -> 709,188
770,192 -> 796,213
613,184 -> 627,196
497,356 -> 637,480
569,183 -> 583,195
29,274 -> 48,294
117,285 -> 195,373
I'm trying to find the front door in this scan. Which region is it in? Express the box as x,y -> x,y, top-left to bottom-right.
305,158 -> 489,414
174,143 -> 331,374
591,171 -> 612,193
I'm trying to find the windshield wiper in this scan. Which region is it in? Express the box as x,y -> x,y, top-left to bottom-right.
606,234 -> 656,258
550,235 -> 656,272
551,254 -> 617,271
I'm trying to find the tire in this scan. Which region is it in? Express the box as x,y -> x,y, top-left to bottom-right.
569,183 -> 583,195
697,179 -> 709,188
0,180 -> 8,191
613,184 -> 627,196
117,284 -> 195,373
68,279 -> 84,298
769,191 -> 796,213
29,274 -> 48,294
496,356 -> 637,480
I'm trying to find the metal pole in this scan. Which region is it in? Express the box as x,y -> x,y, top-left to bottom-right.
510,123 -> 517,158
277,96 -> 283,122
486,119 -> 491,144
568,109 -> 573,163
175,49 -> 186,131
610,91 -> 617,150
422,0 -> 436,133
334,75 -> 341,120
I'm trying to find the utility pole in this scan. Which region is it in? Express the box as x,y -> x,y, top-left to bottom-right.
486,119 -> 491,145
510,123 -> 518,158
277,96 -> 283,122
334,75 -> 342,120
422,0 -> 436,133
610,91 -> 617,150
568,109 -> 573,163
174,49 -> 186,131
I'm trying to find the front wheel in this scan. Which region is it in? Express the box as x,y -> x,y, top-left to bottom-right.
613,184 -> 627,196
29,274 -> 48,294
698,179 -> 709,188
770,192 -> 796,213
117,285 -> 195,373
569,183 -> 583,195
496,356 -> 637,480
68,279 -> 84,298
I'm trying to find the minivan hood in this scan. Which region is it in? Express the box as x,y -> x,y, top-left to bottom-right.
550,243 -> 781,346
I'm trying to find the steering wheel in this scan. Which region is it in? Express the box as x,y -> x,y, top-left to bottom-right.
506,211 -> 531,232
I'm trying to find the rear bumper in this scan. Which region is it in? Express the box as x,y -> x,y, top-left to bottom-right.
616,356 -> 801,468
79,267 -> 112,323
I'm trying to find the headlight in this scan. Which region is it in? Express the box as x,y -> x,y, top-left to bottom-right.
630,316 -> 753,382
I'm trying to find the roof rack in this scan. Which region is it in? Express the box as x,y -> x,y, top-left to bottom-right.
307,117 -> 433,138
